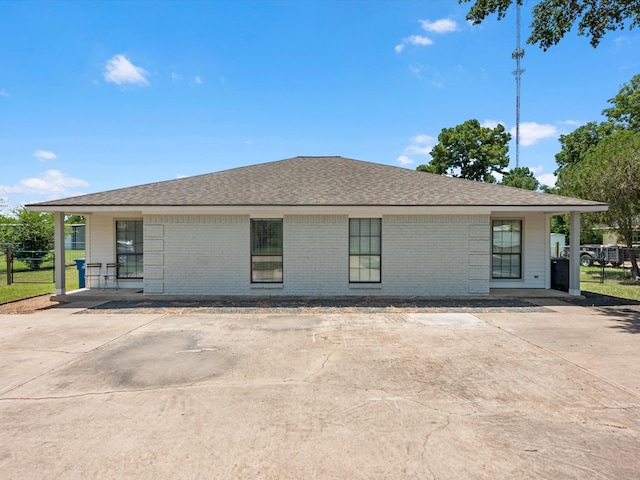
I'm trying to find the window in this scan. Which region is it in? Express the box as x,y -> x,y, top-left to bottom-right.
349,218 -> 381,283
116,220 -> 143,278
492,219 -> 522,279
251,219 -> 283,283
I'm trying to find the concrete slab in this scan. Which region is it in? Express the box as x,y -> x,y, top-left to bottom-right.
407,312 -> 486,327
0,304 -> 639,479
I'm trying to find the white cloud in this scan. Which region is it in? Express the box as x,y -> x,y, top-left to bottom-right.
513,122 -> 558,146
529,165 -> 544,174
194,75 -> 202,84
482,119 -> 505,129
408,64 -> 423,77
34,150 -> 57,160
1,170 -> 89,197
401,134 -> 436,160
396,17 -> 459,51
0,89 -> 9,96
559,119 -> 583,127
103,54 -> 150,86
395,35 -> 433,52
396,155 -> 414,166
407,35 -> 433,46
420,18 -> 459,34
537,173 -> 557,188
171,72 -> 183,81
412,134 -> 434,144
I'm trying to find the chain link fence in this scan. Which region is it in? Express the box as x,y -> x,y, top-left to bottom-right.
1,245 -> 85,288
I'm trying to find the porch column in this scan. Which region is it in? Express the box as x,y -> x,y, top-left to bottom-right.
53,211 -> 66,295
569,211 -> 581,296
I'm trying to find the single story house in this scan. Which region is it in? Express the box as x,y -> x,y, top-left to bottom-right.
27,156 -> 607,297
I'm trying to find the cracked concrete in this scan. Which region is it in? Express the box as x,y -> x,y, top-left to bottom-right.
0,301 -> 639,479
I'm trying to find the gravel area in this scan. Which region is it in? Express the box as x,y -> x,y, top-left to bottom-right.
84,296 -> 552,314
2,291 -> 638,315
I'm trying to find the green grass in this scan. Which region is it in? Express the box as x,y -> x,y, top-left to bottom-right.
580,265 -> 640,301
0,249 -> 83,305
0,265 -> 81,303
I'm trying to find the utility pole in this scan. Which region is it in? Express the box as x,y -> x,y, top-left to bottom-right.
512,2 -> 525,168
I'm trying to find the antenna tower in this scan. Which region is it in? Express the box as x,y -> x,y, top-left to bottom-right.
512,2 -> 525,168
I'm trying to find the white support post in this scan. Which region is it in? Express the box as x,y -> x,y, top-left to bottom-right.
54,212 -> 66,295
569,211 -> 581,296
545,213 -> 552,289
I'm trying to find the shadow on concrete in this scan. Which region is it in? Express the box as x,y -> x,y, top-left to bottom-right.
564,292 -> 640,334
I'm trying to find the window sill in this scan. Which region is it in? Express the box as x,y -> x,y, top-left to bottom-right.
251,283 -> 284,289
349,283 -> 383,290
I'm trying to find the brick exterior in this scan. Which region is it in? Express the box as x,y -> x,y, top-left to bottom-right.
140,213 -> 492,296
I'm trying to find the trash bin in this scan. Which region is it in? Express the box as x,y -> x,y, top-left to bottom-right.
550,258 -> 569,291
75,258 -> 86,289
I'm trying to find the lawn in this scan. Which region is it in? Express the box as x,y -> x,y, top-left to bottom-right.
580,265 -> 640,301
0,251 -> 83,304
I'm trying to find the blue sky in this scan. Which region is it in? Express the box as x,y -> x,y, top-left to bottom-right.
1,0 -> 639,213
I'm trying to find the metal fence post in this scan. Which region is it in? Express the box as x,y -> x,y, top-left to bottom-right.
6,246 -> 12,286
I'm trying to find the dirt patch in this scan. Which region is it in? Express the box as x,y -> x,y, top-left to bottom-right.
0,295 -> 60,314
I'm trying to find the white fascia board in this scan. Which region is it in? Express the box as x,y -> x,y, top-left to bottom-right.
28,203 -> 606,216
488,205 -> 608,214
26,205 -> 145,215
139,205 -> 495,216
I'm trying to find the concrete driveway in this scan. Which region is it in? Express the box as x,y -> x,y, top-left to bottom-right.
0,299 -> 639,479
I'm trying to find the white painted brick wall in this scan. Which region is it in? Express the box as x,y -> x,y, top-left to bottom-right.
383,215 -> 490,296
145,215 -> 249,295
283,215 -> 348,295
87,211 -> 552,296
138,213 -> 495,297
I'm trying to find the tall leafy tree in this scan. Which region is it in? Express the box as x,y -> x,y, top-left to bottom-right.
499,166 -> 540,190
562,131 -> 640,277
461,0 -> 640,49
556,74 -> 640,191
417,119 -> 511,183
602,73 -> 640,131
554,121 -> 616,175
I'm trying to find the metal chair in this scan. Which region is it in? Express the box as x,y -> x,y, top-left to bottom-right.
85,263 -> 102,289
104,262 -> 119,289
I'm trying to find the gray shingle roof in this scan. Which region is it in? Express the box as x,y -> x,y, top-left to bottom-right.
27,156 -> 606,209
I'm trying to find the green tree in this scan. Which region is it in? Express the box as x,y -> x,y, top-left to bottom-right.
556,74 -> 640,194
6,207 -> 55,269
554,121 -> 616,175
499,166 -> 540,190
417,119 -> 511,183
602,73 -> 640,131
562,131 -> 640,277
461,0 -> 640,50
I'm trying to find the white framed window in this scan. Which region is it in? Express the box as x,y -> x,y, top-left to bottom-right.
349,218 -> 381,283
492,219 -> 522,279
251,219 -> 283,283
116,220 -> 143,278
